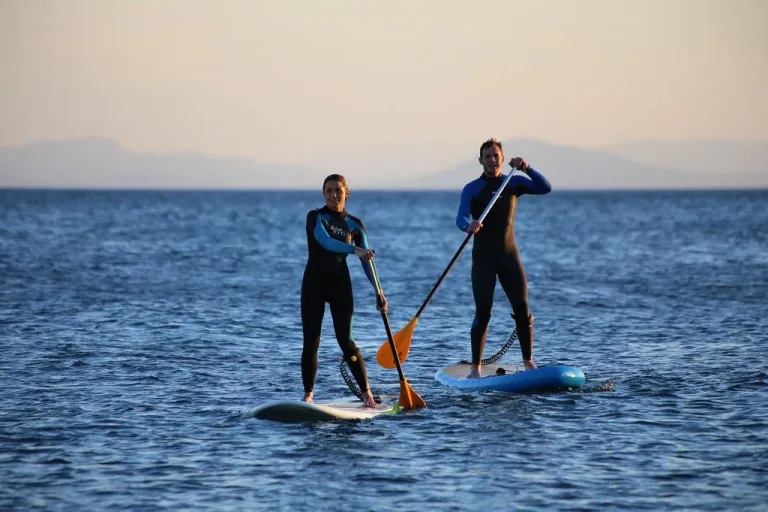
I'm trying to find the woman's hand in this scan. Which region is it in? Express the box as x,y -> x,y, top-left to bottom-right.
376,294 -> 388,313
354,247 -> 375,261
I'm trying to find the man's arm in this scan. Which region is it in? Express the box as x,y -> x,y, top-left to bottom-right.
509,168 -> 552,196
456,183 -> 475,231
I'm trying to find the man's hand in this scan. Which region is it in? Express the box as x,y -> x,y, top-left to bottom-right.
508,157 -> 529,172
467,220 -> 482,234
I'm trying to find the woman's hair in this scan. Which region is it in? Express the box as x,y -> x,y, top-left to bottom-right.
322,174 -> 349,195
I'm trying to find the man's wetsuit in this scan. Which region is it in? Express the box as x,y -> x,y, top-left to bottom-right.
455,169 -> 552,364
301,206 -> 377,395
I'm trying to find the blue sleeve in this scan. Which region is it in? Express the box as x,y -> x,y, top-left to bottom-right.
346,217 -> 376,286
508,168 -> 552,196
313,215 -> 356,254
455,182 -> 476,232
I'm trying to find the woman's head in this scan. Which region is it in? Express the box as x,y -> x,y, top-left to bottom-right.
322,174 -> 349,212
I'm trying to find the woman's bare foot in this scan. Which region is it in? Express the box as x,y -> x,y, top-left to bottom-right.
302,392 -> 314,404
468,364 -> 482,379
362,390 -> 377,409
523,359 -> 537,371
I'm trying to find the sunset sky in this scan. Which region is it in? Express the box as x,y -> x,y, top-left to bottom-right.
2,0 -> 766,178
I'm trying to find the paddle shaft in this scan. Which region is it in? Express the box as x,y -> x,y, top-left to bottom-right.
413,170 -> 518,318
369,262 -> 408,382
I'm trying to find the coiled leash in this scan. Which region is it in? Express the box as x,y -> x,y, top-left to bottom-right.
339,357 -> 381,404
460,314 -> 533,365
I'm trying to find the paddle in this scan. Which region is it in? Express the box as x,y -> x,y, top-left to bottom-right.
376,170 -> 518,369
368,259 -> 427,410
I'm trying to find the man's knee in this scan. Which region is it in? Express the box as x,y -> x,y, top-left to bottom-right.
512,309 -> 533,329
511,300 -> 530,321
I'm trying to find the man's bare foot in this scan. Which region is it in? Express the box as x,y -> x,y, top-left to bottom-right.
302,392 -> 314,404
523,359 -> 537,371
468,364 -> 482,379
362,390 -> 377,409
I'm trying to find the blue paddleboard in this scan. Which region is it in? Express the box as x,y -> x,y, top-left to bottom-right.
435,362 -> 585,393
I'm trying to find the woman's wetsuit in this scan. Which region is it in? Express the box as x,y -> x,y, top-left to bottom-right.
301,205 -> 376,395
455,169 -> 551,364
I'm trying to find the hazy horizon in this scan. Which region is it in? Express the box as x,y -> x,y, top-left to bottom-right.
2,0 -> 767,185
2,135 -> 766,190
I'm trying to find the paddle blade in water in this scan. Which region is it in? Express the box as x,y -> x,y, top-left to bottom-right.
376,317 -> 418,369
398,379 -> 427,410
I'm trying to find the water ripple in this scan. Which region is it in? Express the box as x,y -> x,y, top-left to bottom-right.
1,190 -> 767,511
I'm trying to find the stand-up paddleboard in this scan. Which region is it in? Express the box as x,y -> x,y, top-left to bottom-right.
436,362 -> 585,393
253,399 -> 400,423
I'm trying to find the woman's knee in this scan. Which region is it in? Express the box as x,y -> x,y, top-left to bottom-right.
473,309 -> 492,328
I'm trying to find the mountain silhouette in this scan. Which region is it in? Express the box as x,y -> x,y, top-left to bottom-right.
401,138 -> 767,190
1,137 -> 766,190
0,137 -> 331,190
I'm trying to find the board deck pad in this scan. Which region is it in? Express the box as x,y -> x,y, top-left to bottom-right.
253,399 -> 399,423
441,362 -> 525,379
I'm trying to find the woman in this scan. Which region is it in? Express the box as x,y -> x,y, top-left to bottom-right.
301,174 -> 387,408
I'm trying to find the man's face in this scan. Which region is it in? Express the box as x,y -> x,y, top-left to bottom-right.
479,145 -> 504,176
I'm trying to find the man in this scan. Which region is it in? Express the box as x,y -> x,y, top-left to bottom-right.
455,139 -> 552,378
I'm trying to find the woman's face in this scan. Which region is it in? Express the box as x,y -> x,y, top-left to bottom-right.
323,180 -> 347,211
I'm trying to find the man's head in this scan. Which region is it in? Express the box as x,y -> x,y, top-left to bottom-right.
479,138 -> 504,177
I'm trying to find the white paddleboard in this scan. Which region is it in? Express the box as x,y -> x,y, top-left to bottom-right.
253,399 -> 400,423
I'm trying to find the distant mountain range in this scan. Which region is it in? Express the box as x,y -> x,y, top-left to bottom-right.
600,139 -> 768,175
404,138 -> 768,190
0,138 -> 332,190
1,137 -> 766,190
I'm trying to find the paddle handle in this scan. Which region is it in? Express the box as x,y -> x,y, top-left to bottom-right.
369,261 -> 408,382
413,170 -> 517,319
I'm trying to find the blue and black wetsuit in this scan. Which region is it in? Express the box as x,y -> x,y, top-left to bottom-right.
301,206 -> 377,395
455,169 -> 552,364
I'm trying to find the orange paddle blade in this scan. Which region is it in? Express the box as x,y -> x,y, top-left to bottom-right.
398,379 -> 427,410
376,317 -> 418,369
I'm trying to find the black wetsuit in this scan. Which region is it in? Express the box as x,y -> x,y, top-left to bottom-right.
455,169 -> 552,364
301,206 -> 376,394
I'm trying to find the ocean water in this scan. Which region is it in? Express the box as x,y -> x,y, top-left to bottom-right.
1,188 -> 766,511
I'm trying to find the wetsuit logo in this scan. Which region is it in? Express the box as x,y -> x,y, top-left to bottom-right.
329,225 -> 346,237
